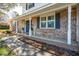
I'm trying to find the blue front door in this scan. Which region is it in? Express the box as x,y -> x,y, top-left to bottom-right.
26,21 -> 29,35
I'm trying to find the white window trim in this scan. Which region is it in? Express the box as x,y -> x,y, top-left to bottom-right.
40,12 -> 55,29
47,12 -> 55,29
46,16 -> 48,29
40,17 -> 47,29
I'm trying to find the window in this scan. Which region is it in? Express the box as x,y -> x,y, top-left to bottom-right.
47,16 -> 55,28
28,3 -> 34,9
40,17 -> 46,28
40,13 -> 55,29
26,3 -> 35,10
12,22 -> 16,26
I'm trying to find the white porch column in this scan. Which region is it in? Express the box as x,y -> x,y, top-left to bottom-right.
67,5 -> 72,45
77,4 -> 79,42
16,20 -> 18,33
24,24 -> 26,33
29,18 -> 32,36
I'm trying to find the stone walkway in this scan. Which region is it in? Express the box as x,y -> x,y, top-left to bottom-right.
1,36 -> 53,56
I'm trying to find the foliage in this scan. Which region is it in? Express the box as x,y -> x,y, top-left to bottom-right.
0,47 -> 15,56
5,30 -> 11,34
0,25 -> 9,29
0,3 -> 18,11
0,47 -> 9,55
0,3 -> 18,16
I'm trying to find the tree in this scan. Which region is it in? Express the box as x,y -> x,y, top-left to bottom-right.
0,3 -> 19,16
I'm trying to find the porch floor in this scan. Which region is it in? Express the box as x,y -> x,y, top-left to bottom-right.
17,33 -> 79,52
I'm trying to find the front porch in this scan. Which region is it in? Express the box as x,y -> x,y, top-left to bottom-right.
15,3 -> 79,47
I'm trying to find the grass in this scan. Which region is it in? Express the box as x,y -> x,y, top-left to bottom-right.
0,45 -> 16,56
0,31 -> 16,56
0,47 -> 9,55
0,41 -> 16,56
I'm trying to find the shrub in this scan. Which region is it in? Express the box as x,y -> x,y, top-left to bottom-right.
5,30 -> 11,34
0,25 -> 9,29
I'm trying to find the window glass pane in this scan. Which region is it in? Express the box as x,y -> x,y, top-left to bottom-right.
12,22 -> 16,26
41,17 -> 46,21
41,22 -> 46,28
48,16 -> 54,21
29,3 -> 34,9
48,21 -> 54,28
48,16 -> 51,20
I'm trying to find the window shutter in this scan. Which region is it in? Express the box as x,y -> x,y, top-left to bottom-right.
32,3 -> 34,7
37,17 -> 40,28
55,13 -> 60,29
26,4 -> 27,10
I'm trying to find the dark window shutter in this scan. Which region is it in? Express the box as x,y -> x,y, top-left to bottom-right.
55,13 -> 60,29
37,17 -> 40,28
32,3 -> 34,7
26,4 -> 27,10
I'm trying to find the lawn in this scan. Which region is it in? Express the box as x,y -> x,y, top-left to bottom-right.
0,47 -> 10,55
0,33 -> 16,56
0,47 -> 15,56
0,41 -> 16,56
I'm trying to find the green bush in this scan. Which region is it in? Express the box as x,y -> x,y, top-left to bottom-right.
5,30 -> 11,34
0,25 -> 9,30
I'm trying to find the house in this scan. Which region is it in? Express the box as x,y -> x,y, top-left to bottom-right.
14,3 -> 79,53
6,19 -> 16,32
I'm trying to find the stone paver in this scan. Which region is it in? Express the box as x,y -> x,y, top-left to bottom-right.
1,36 -> 53,56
